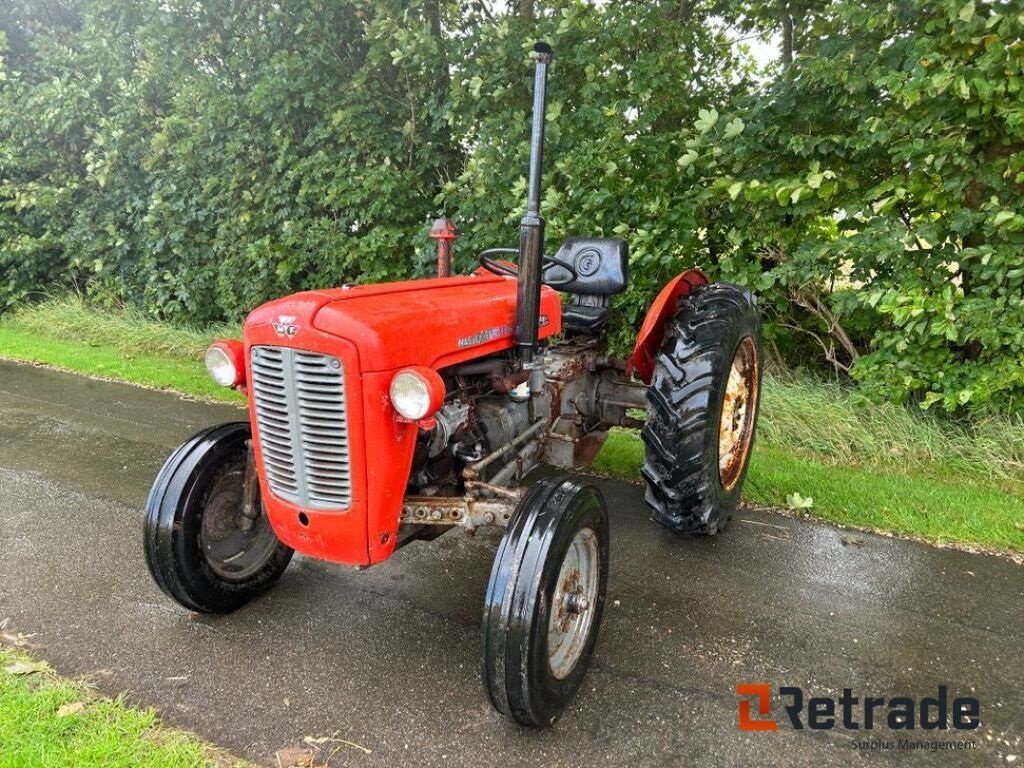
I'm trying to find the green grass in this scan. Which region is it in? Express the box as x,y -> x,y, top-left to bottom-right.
595,433 -> 1024,553
0,297 -> 241,403
0,647 -> 244,768
755,373 -> 1024,488
2,296 -> 1022,554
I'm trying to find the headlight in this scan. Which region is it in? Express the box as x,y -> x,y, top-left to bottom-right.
389,367 -> 445,421
205,341 -> 245,388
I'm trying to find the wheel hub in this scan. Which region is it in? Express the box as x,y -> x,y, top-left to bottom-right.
200,466 -> 281,582
548,527 -> 600,680
718,335 -> 759,490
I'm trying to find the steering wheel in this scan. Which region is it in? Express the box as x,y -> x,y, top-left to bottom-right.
478,248 -> 579,288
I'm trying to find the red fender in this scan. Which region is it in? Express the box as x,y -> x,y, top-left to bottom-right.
627,269 -> 709,384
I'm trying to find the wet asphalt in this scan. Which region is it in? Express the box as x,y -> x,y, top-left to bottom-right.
0,359 -> 1021,767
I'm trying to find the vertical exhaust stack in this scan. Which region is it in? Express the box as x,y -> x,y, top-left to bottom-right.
514,41 -> 553,367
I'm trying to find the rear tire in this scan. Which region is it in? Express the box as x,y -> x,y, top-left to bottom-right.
641,283 -> 762,535
482,476 -> 609,727
144,422 -> 293,613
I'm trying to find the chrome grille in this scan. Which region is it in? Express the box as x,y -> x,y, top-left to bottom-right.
250,345 -> 352,510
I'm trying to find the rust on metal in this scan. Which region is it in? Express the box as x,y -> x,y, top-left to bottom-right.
718,335 -> 760,490
400,495 -> 517,530
463,480 -> 523,501
492,368 -> 530,394
429,217 -> 458,278
572,431 -> 605,468
240,439 -> 260,531
546,526 -> 599,680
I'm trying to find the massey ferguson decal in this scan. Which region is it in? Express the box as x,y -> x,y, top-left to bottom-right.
458,315 -> 550,349
272,315 -> 299,338
458,324 -> 512,348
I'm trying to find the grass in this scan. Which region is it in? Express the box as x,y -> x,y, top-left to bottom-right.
0,297 -> 241,403
0,646 -> 244,768
1,296 -> 1022,555
755,373 -> 1024,488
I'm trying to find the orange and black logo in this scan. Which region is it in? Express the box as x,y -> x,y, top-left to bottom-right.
736,684 -> 980,732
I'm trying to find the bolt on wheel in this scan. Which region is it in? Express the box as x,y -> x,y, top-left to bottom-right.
547,527 -> 600,680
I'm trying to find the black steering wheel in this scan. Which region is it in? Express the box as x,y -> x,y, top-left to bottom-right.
478,248 -> 578,288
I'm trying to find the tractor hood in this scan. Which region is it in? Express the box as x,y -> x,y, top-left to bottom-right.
244,274 -> 562,373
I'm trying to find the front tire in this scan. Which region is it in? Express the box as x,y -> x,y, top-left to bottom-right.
641,283 -> 762,535
144,422 -> 293,613
482,476 -> 609,727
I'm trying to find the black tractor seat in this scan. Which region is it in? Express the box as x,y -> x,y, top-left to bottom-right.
544,238 -> 629,334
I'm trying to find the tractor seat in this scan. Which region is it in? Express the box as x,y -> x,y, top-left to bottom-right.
545,238 -> 629,334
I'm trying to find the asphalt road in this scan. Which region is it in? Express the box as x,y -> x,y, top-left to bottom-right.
0,359 -> 1021,767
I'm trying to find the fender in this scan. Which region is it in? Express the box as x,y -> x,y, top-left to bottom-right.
627,269 -> 708,384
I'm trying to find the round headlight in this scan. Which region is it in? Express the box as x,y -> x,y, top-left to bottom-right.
390,367 -> 445,421
205,343 -> 241,387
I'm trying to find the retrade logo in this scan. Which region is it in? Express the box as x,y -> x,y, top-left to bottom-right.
737,684 -> 777,731
736,684 -> 980,732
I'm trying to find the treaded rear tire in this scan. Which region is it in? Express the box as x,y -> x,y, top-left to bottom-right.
641,283 -> 762,535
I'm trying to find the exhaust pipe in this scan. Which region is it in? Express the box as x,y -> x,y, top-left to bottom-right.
514,41 -> 552,366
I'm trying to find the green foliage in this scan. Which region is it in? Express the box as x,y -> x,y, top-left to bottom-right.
2,0 -> 1023,414
1,0 -> 459,322
441,1 -> 756,349
684,0 -> 1024,413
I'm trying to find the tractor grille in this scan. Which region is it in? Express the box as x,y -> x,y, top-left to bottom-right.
250,345 -> 352,510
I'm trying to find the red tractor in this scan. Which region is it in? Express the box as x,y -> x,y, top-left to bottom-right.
144,42 -> 762,727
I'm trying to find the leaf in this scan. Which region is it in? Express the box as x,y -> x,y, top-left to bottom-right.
873,195 -> 896,214
723,117 -> 745,139
728,181 -> 744,200
958,1 -> 975,22
302,735 -> 372,754
4,660 -> 47,676
695,107 -> 719,134
57,702 -> 86,718
275,747 -> 316,767
786,493 -> 814,510
992,210 -> 1015,226
678,149 -> 698,167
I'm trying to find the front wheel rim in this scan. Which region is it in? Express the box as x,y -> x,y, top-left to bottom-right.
718,335 -> 759,491
547,527 -> 600,680
199,467 -> 281,582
